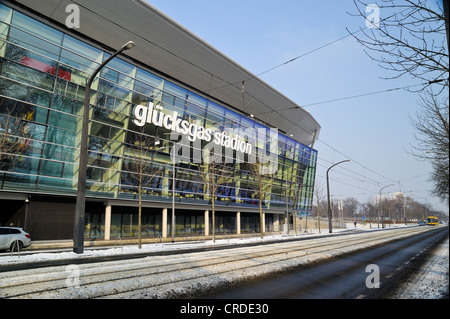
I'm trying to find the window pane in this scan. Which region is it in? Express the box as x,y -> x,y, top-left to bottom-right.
136,68 -> 163,89
0,4 -> 12,56
40,159 -> 63,177
48,110 -> 77,131
0,4 -> 13,23
2,60 -> 55,91
11,11 -> 62,45
62,35 -> 102,64
10,11 -> 62,60
60,35 -> 103,86
101,55 -> 135,90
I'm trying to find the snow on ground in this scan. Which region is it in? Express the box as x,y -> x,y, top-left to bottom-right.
386,236 -> 449,299
1,224 -> 448,299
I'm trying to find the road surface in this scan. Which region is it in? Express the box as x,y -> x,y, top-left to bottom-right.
201,226 -> 448,299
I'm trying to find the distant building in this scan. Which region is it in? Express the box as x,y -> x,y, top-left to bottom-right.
374,195 -> 387,205
390,192 -> 405,201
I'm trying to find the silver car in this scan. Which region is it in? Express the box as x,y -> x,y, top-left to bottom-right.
0,227 -> 31,252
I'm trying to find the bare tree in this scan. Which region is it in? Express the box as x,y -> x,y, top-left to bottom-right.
313,181 -> 327,233
0,101 -> 31,182
200,147 -> 235,242
248,161 -> 273,239
122,132 -> 162,248
350,0 -> 448,91
410,92 -> 449,202
292,171 -> 305,233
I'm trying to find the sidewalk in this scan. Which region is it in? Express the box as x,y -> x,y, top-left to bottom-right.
25,232 -> 275,251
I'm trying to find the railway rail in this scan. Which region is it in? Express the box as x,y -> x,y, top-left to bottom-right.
0,226 -> 444,299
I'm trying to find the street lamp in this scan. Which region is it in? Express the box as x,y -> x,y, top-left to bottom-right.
326,160 -> 350,233
379,184 -> 395,228
73,41 -> 135,254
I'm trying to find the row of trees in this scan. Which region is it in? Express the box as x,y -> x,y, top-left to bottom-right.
312,181 -> 447,226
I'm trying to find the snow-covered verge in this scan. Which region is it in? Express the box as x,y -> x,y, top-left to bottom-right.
385,237 -> 449,299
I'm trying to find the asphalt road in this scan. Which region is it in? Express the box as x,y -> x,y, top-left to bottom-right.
201,226 -> 448,299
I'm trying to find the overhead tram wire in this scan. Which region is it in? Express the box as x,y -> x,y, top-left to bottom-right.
251,78 -> 446,117
204,6 -> 414,94
205,29 -> 364,94
301,82 -> 433,108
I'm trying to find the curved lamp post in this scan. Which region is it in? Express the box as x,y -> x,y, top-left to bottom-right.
326,160 -> 350,233
73,41 -> 135,254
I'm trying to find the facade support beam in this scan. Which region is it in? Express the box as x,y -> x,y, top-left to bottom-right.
204,210 -> 209,236
104,204 -> 112,240
236,212 -> 241,234
162,208 -> 168,238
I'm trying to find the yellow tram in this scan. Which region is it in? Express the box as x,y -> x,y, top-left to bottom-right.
427,216 -> 439,226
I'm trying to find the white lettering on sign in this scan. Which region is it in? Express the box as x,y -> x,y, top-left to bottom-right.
133,102 -> 253,155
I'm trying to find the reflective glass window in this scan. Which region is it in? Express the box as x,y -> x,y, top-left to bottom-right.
239,115 -> 254,131
98,79 -> 132,103
60,35 -> 103,86
40,159 -> 63,177
162,81 -> 187,112
0,77 -> 27,100
0,4 -> 12,56
10,11 -> 62,61
43,143 -> 75,163
62,35 -> 102,66
101,55 -> 135,90
0,4 -> 12,23
48,110 -> 77,131
0,21 -> 8,56
133,80 -> 162,105
2,60 -> 55,91
136,68 -> 163,90
186,92 -> 206,121
45,125 -> 75,147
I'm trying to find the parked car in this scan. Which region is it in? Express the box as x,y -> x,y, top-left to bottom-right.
0,227 -> 31,252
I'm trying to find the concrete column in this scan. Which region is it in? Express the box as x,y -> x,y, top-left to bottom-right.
236,212 -> 241,234
162,208 -> 168,238
104,204 -> 112,240
204,210 -> 209,236
262,212 -> 265,233
273,214 -> 280,232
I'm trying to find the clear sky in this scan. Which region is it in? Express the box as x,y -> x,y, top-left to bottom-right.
146,0 -> 448,214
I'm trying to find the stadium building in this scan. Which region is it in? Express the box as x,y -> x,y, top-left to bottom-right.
0,0 -> 320,242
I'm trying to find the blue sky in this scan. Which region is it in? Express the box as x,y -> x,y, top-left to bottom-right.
146,0 -> 448,214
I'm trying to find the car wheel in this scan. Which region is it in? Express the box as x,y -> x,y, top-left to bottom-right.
10,241 -> 23,252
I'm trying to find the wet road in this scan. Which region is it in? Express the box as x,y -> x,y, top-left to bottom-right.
202,226 -> 448,299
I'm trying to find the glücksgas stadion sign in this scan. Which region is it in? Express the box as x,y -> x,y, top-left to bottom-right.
133,102 -> 279,171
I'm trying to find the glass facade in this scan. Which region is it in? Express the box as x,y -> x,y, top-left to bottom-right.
0,3 -> 318,238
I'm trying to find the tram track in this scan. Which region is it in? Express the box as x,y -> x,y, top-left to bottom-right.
0,226 -> 442,299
